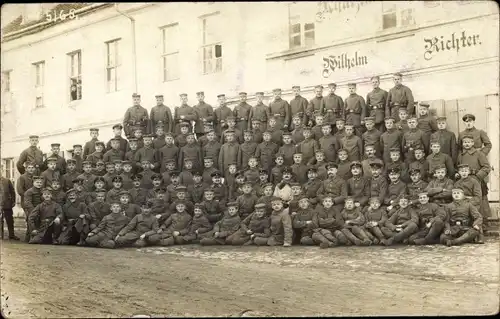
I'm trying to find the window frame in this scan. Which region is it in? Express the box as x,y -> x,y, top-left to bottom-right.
288,4 -> 316,50
160,23 -> 181,82
105,39 -> 121,93
2,70 -> 12,93
381,2 -> 416,30
32,61 -> 45,108
67,50 -> 83,102
2,158 -> 15,181
200,12 -> 223,75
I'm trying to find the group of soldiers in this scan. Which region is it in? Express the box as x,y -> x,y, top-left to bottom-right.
3,72 -> 492,249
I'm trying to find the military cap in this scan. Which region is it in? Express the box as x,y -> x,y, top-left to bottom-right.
196,91 -> 205,95
142,201 -> 153,209
110,137 -> 121,142
33,176 -> 43,181
112,176 -> 123,183
335,118 -> 346,123
272,88 -> 282,93
413,145 -> 424,151
143,134 -> 155,139
344,196 -> 355,202
175,185 -> 187,192
183,157 -> 193,163
307,167 -> 318,174
274,153 -> 284,159
46,157 -> 58,163
364,143 -> 375,149
227,202 -> 238,207
433,164 -> 447,171
95,189 -> 107,194
95,141 -> 105,147
393,72 -> 403,77
369,160 -> 384,169
50,179 -> 61,184
110,200 -> 121,206
156,186 -> 167,193
132,93 -> 141,97
451,187 -> 465,193
179,93 -> 188,97
430,140 -> 441,145
238,92 -> 247,96
254,203 -> 266,209
313,110 -> 324,116
29,135 -> 39,139
327,83 -> 337,87
251,118 -> 262,123
418,191 -> 429,196
282,131 -> 292,137
179,122 -> 190,128
25,161 -> 36,167
315,85 -> 324,89
236,171 -> 246,179
112,124 -> 123,130
326,163 -> 339,170
290,182 -> 301,187
225,129 -> 236,134
204,156 -> 214,161
419,102 -> 430,108
263,182 -> 274,189
462,134 -> 474,140
42,187 -> 53,194
389,147 -> 401,153
462,114 -> 475,121
122,160 -> 132,166
255,92 -> 264,96
436,116 -> 447,121
282,167 -> 293,174
164,133 -> 174,138
170,171 -> 180,177
150,173 -> 162,181
369,197 -> 381,203
90,128 -> 99,132
140,159 -> 151,164
155,94 -> 164,98
80,160 -> 91,166
364,117 -> 375,122
194,203 -> 205,208
337,148 -> 348,154
270,197 -> 283,203
388,167 -> 401,174
321,121 -> 333,127
350,161 -> 362,169
398,106 -> 407,112
457,164 -> 470,169
258,169 -> 268,175
211,171 -> 222,178
73,144 -> 82,149
298,196 -> 310,202
119,190 -> 131,197
66,188 -> 78,195
105,162 -> 115,167
262,130 -> 272,135
94,176 -> 106,184
113,160 -> 123,165
385,116 -> 396,121
315,150 -> 325,154
409,168 -> 421,175
66,159 -> 77,164
302,125 -> 312,131
347,82 -> 357,87
134,128 -> 144,133
132,173 -> 143,181
217,94 -> 226,98
243,129 -> 253,134
50,143 -> 60,148
192,170 -> 202,177
155,123 -> 166,129
203,188 -> 215,193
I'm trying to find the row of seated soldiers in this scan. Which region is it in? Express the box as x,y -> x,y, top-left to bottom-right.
25,172 -> 482,248
22,153 -> 486,247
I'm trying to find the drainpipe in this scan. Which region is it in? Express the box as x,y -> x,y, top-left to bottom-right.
114,4 -> 138,93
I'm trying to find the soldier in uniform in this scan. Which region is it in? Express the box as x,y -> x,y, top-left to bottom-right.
17,135 -> 44,175
386,72 -> 415,120
213,94 -> 233,139
27,188 -> 62,245
87,141 -> 105,166
381,117 -> 403,164
454,164 -> 482,209
395,107 -> 410,135
1,169 -> 19,240
253,197 -> 293,247
106,124 -> 129,153
249,92 -> 269,133
366,76 -> 388,132
362,117 -> 382,159
83,128 -> 99,160
104,137 -> 125,163
307,85 -> 324,126
430,116 -> 457,165
458,114 -> 492,155
321,83 -> 344,132
268,88 -> 290,131
61,159 -> 79,192
219,130 -> 240,177
238,130 -> 258,170
233,92 -> 252,132
344,83 -> 367,137
417,102 -> 437,154
16,161 -> 35,215
256,131 -> 279,175
402,117 -> 425,162
123,93 -> 149,138
193,91 -> 215,139
85,201 -> 131,249
318,122 -> 338,163
425,165 -> 453,205
289,86 -> 308,131
42,143 -> 66,176
174,93 -> 197,135
72,144 -> 84,174
150,94 -> 174,134
41,157 -> 62,188
408,192 -> 446,245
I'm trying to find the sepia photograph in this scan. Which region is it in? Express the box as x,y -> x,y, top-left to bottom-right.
0,1 -> 499,317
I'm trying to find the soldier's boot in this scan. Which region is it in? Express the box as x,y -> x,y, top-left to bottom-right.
351,227 -> 372,246
474,227 -> 485,244
133,239 -> 147,248
311,232 -> 326,246
382,237 -> 395,246
253,237 -> 269,246
424,220 -> 444,243
300,236 -> 315,246
371,227 -> 386,244
100,239 -> 116,249
4,213 -> 18,240
76,233 -> 87,246
413,238 -> 427,245
363,228 -> 377,242
323,232 -> 339,246
333,230 -> 349,245
341,229 -> 363,246
159,236 -> 175,246
451,229 -> 479,246
242,239 -> 253,246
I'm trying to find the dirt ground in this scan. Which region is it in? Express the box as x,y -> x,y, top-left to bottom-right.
1,238 -> 499,318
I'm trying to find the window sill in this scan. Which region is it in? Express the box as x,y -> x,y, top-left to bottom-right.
266,46 -> 318,61
69,100 -> 82,108
163,78 -> 180,83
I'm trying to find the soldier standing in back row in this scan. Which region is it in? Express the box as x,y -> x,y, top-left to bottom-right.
193,91 -> 214,140
366,76 -> 388,133
17,135 -> 44,175
214,94 -> 233,139
289,86 -> 308,131
233,92 -> 252,132
123,93 -> 149,138
321,83 -> 344,133
150,94 -> 174,134
83,128 -> 99,160
386,72 -> 415,121
458,114 -> 492,155
249,92 -> 269,133
344,83 -> 367,137
269,88 -> 290,131
174,93 -> 197,135
307,85 -> 324,126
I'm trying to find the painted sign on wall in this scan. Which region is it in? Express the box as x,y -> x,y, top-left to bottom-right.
316,1 -> 372,22
423,31 -> 482,61
322,52 -> 368,78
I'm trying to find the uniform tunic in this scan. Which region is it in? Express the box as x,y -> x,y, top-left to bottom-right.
289,95 -> 308,128
28,200 -> 62,231
269,98 -> 290,130
118,213 -> 159,238
369,175 -> 388,204
103,149 -> 125,163
315,205 -> 344,231
214,105 -> 233,137
158,144 -> 179,172
380,128 -> 402,163
385,181 -> 407,206
321,93 -> 344,124
219,142 -> 240,176
78,172 -> 97,192
238,142 -> 257,170
426,152 -> 455,178
318,134 -> 338,163
409,158 -> 430,182
318,176 -> 347,204
91,212 -> 131,238
86,151 -> 104,166
347,176 -> 370,206
458,127 -> 492,155
203,141 -> 222,169
24,187 -> 43,217
150,104 -> 174,133
406,180 -> 429,201
454,176 -> 482,207
340,135 -> 363,162
255,141 -> 278,173
249,103 -> 270,132
233,102 -> 252,132
174,105 -> 197,135
291,163 -> 308,184
386,84 -> 415,119
83,138 -> 98,160
106,136 -> 129,153
179,143 -> 202,172
430,130 -> 457,164
153,135 -> 166,150
123,105 -> 149,137
41,154 -> 66,176
17,146 -> 44,174
297,138 -> 320,165
236,193 -> 259,219
16,173 -> 33,209
425,178 -> 454,204
268,209 -> 293,245
402,128 -> 425,155
362,129 -> 382,158
457,148 -> 491,182
292,208 -> 318,238
193,102 -> 214,134
200,199 -> 224,224
135,146 -> 159,170
344,94 -> 367,127
366,87 -> 389,124
307,96 -> 323,120
291,127 -> 305,145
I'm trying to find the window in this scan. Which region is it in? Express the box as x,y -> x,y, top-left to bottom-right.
2,70 -> 11,93
2,158 -> 15,181
423,1 -> 441,8
200,13 -> 222,74
382,2 -> 415,30
106,39 -> 120,92
33,61 -> 45,108
68,50 -> 82,101
288,4 -> 315,50
161,24 -> 180,81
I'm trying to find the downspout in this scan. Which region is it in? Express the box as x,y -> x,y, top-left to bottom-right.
114,4 -> 138,93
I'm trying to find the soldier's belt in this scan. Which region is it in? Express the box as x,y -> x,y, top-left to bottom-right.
370,104 -> 384,109
273,114 -> 284,117
348,110 -> 361,114
325,109 -> 339,113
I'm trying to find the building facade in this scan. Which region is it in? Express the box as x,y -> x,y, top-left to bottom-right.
1,2 -> 499,212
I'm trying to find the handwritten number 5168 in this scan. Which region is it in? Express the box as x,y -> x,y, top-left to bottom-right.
46,9 -> 78,23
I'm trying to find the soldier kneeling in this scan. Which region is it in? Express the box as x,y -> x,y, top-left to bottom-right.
58,188 -> 91,246
86,201 -> 130,249
440,188 -> 482,246
115,201 -> 159,248
28,188 -> 62,245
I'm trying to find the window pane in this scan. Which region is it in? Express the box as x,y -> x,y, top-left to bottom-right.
215,44 -> 222,58
163,25 -> 179,53
290,23 -> 301,34
304,23 -> 314,32
383,2 -> 397,13
290,35 -> 301,48
202,15 -> 220,44
36,96 -> 43,107
203,46 -> 213,60
383,13 -> 397,29
203,59 -> 212,74
401,8 -> 415,26
163,54 -> 179,81
215,58 -> 222,72
305,31 -> 315,46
